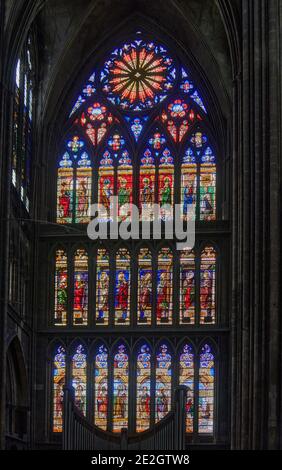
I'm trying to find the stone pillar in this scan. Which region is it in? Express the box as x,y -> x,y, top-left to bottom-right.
231,0 -> 282,449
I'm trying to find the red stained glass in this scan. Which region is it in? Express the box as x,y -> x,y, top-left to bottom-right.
200,246 -> 216,324
101,38 -> 176,111
54,249 -> 68,326
80,102 -> 114,147
73,249 -> 88,325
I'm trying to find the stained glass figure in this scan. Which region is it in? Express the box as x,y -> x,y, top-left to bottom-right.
136,344 -> 151,432
113,344 -> 129,432
94,345 -> 108,430
158,148 -> 174,221
101,37 -> 176,111
137,248 -> 153,324
156,248 -> 173,325
72,345 -> 87,415
115,248 -> 131,325
53,346 -> 65,432
161,98 -> 198,143
73,249 -> 88,325
181,148 -> 197,221
57,152 -> 74,224
200,147 -> 216,220
200,246 -> 216,324
155,344 -> 171,422
54,249 -> 68,326
69,72 -> 96,117
75,152 -> 91,223
180,250 -> 195,324
139,149 -> 155,221
80,102 -> 114,147
98,150 -> 114,222
96,249 -> 110,325
199,344 -> 214,434
179,344 -> 194,432
117,150 -> 132,221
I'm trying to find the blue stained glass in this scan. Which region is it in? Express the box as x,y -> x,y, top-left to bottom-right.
125,116 -> 148,141
69,72 -> 97,117
180,68 -> 207,113
101,37 -> 176,111
59,152 -> 73,168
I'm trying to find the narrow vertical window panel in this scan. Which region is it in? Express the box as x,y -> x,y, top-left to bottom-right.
158,149 -> 174,221
198,344 -> 215,434
95,249 -> 110,325
94,345 -> 108,430
75,152 -> 92,223
117,150 -> 133,222
155,344 -> 171,422
53,346 -> 65,432
136,344 -> 151,432
98,151 -> 114,222
73,249 -> 88,325
181,156 -> 197,221
200,246 -> 216,324
57,153 -> 74,224
72,345 -> 87,415
200,161 -> 216,221
179,250 -> 195,324
12,86 -> 20,187
139,149 -> 155,221
113,345 -> 129,432
137,248 -> 153,325
115,248 -> 131,325
54,249 -> 68,326
156,248 -> 173,325
179,344 -> 194,433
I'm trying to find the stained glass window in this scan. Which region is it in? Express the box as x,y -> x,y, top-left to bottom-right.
101,37 -> 176,111
136,344 -> 151,432
57,152 -> 74,224
161,98 -> 199,143
75,152 -> 91,223
157,248 -> 173,325
180,250 -> 195,324
79,102 -> 114,147
158,148 -> 174,221
182,132 -> 216,221
96,248 -> 110,325
179,344 -> 194,432
181,148 -> 197,221
57,135 -> 91,224
98,150 -> 114,222
12,36 -> 34,211
72,345 -> 87,415
53,346 -> 65,432
54,249 -> 68,326
139,149 -> 155,221
200,246 -> 216,324
73,249 -> 88,325
199,344 -> 214,434
155,344 -> 171,422
137,248 -> 153,325
70,72 -> 96,117
115,248 -> 131,325
94,345 -> 108,430
117,150 -> 132,222
113,344 -> 129,432
200,147 -> 216,221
